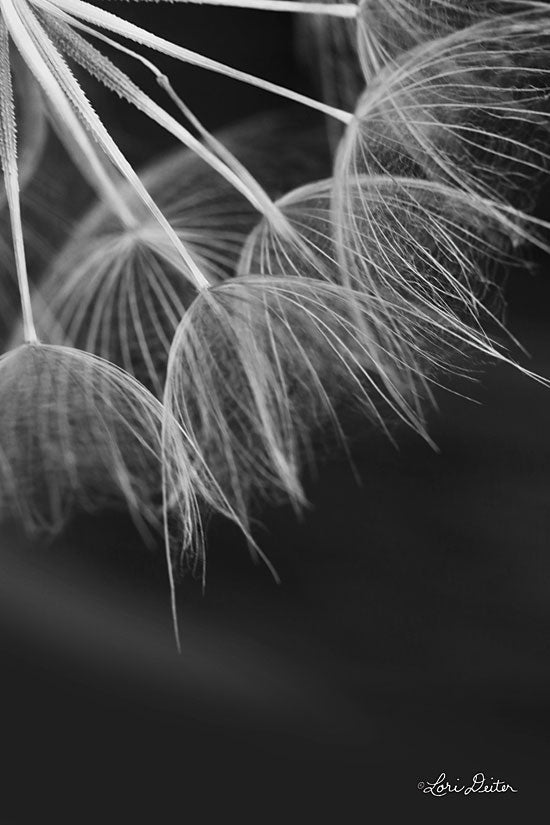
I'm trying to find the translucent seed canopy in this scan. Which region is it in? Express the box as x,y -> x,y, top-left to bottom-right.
0,342 -> 168,534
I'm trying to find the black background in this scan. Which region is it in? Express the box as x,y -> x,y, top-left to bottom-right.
1,4 -> 550,820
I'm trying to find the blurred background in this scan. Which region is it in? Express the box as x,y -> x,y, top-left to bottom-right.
1,3 -> 549,819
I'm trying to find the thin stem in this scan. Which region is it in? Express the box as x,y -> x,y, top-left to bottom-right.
47,108 -> 139,230
0,19 -> 37,343
130,0 -> 359,16
37,0 -> 354,123
11,0 -> 210,292
4,171 -> 37,342
161,425 -> 182,655
164,523 -> 182,654
48,12 -> 293,233
156,77 -> 294,234
4,0 -> 137,230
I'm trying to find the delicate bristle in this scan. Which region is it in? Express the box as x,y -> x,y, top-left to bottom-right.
32,111 -> 331,394
163,275 -> 438,532
0,342 -> 168,535
356,0 -> 537,81
240,175 -> 520,388
340,13 -> 550,208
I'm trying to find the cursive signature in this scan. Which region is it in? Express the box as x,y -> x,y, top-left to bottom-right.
417,772 -> 518,796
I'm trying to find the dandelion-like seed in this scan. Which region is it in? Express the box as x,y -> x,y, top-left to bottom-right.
0,0 -> 359,645
2,0 -> 550,648
33,112 -> 331,395
0,342 -> 169,534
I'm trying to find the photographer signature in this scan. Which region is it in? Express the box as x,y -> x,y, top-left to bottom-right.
418,772 -> 518,796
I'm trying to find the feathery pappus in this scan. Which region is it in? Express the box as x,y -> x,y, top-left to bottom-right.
0,0 -> 549,647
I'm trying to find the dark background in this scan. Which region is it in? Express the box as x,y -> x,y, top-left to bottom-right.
1,4 -> 550,820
